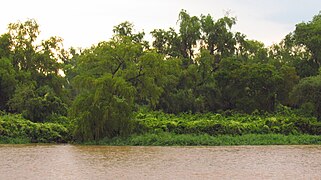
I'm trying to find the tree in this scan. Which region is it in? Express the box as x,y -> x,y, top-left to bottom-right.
71,74 -> 135,141
237,39 -> 268,62
284,12 -> 321,77
151,28 -> 182,57
8,19 -> 39,72
294,13 -> 321,65
70,25 -> 174,139
151,10 -> 273,113
74,31 -> 170,108
216,57 -> 283,113
113,21 -> 149,49
0,58 -> 17,111
129,51 -> 168,107
194,50 -> 221,111
0,33 -> 12,59
269,34 -> 316,78
178,9 -> 201,59
8,19 -> 65,82
8,83 -> 67,122
290,74 -> 321,120
200,14 -> 236,57
2,19 -> 68,121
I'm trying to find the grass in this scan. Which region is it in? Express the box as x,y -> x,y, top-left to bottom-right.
3,132 -> 321,146
88,133 -> 321,146
0,136 -> 31,144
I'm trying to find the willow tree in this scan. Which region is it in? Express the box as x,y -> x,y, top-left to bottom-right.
70,22 -> 171,140
71,74 -> 135,141
69,39 -> 140,141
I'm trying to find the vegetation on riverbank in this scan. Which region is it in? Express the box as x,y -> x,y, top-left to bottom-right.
1,10 -> 321,144
3,109 -> 321,146
0,113 -> 72,143
82,133 -> 321,146
3,132 -> 321,146
132,109 -> 321,136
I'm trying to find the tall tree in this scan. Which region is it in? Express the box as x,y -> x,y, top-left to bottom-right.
216,57 -> 283,113
150,28 -> 181,57
4,19 -> 68,121
200,14 -> 236,57
8,19 -> 39,72
113,21 -> 149,49
0,58 -> 16,111
285,12 -> 321,77
178,9 -> 201,59
0,33 -> 12,59
70,23 -> 174,139
290,74 -> 321,120
269,34 -> 315,78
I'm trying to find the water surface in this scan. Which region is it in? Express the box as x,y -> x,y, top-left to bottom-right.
1,145 -> 321,179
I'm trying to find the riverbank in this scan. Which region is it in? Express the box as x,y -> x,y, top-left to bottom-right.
0,113 -> 72,143
81,133 -> 321,146
0,136 -> 30,144
3,133 -> 321,146
1,111 -> 321,145
0,133 -> 321,146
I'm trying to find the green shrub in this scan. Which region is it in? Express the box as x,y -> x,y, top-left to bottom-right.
0,113 -> 72,143
131,110 -> 320,136
95,133 -> 321,146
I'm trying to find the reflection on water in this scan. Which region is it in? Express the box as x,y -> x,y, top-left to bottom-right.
1,144 -> 321,179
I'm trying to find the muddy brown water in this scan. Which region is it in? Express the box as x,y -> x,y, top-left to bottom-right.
1,145 -> 321,179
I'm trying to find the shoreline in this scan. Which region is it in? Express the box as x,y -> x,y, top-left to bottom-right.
2,133 -> 321,146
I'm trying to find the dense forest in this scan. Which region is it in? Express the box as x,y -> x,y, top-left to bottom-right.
1,10 -> 321,143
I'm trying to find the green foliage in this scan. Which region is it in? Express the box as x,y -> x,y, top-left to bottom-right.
8,84 -> 67,122
113,21 -> 149,48
8,19 -> 65,76
131,110 -> 321,136
0,58 -> 17,110
200,14 -> 237,57
70,27 -> 179,141
269,35 -> 316,78
0,33 -> 12,58
92,133 -> 321,146
0,19 -> 68,125
293,12 -> 321,69
178,9 -> 201,59
0,113 -> 72,143
0,136 -> 30,144
150,28 -> 181,57
290,75 -> 321,119
216,58 -> 283,112
2,11 -> 321,143
71,74 -> 135,141
273,12 -> 321,78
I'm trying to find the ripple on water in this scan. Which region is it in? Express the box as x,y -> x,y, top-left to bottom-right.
0,145 -> 321,179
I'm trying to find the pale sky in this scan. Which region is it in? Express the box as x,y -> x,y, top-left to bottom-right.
1,0 -> 320,49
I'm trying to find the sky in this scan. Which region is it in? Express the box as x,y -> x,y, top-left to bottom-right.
1,0 -> 321,49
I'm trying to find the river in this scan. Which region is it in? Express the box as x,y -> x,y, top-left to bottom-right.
0,145 -> 321,179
